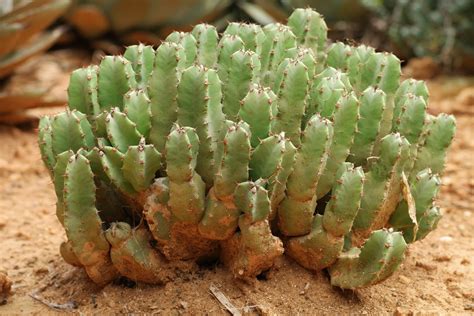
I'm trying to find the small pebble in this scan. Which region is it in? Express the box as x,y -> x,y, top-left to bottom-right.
398,275 -> 411,284
299,282 -> 310,295
415,261 -> 437,271
465,304 -> 474,311
439,236 -> 453,242
434,255 -> 451,262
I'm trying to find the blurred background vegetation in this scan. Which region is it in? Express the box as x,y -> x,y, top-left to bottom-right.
1,0 -> 473,124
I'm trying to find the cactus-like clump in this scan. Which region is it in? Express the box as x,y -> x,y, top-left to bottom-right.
39,8 -> 456,289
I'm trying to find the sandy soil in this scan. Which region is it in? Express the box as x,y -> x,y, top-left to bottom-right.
0,76 -> 473,315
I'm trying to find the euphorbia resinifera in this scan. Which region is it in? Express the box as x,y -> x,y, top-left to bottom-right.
38,8 -> 455,289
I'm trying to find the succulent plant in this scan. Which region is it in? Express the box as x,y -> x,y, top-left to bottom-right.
362,0 -> 474,68
0,0 -> 70,120
0,0 -> 70,78
66,0 -> 231,42
39,8 -> 455,289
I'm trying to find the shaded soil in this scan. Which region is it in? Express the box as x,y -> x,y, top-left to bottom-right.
0,76 -> 473,315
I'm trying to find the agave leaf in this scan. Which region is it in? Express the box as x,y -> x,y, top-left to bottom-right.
0,25 -> 67,80
0,0 -> 70,57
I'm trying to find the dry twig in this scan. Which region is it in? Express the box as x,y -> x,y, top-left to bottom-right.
29,292 -> 77,311
209,284 -> 242,316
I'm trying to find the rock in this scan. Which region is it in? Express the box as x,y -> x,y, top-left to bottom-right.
433,255 -> 451,262
0,271 -> 12,305
438,236 -> 453,242
398,275 -> 411,285
464,304 -> 474,311
404,57 -> 440,80
415,261 -> 437,271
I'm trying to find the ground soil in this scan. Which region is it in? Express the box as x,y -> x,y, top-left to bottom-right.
0,74 -> 473,315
